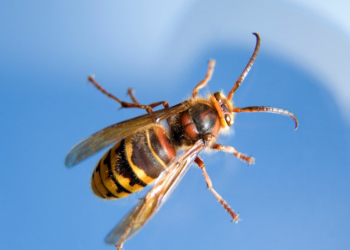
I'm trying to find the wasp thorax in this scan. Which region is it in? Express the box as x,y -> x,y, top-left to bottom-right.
212,92 -> 234,127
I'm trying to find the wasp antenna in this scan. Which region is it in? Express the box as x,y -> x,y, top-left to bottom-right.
233,106 -> 299,130
227,33 -> 260,101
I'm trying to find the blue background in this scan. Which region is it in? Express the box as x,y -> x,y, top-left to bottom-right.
1,1 -> 350,250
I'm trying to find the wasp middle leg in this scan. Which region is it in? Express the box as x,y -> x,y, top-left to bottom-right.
88,76 -> 168,113
195,156 -> 240,222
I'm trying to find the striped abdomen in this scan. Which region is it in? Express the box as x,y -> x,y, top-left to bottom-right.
91,125 -> 176,199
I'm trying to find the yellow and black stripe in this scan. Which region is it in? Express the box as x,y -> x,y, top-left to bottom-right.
91,125 -> 176,199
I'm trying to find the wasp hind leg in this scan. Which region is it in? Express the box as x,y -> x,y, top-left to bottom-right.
195,156 -> 240,222
192,59 -> 216,98
211,143 -> 255,165
88,76 -> 168,113
126,88 -> 169,113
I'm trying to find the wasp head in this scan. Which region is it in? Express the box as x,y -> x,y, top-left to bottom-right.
211,92 -> 234,129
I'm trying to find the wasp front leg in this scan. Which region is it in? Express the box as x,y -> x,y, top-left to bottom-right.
88,76 -> 168,113
210,143 -> 255,165
195,156 -> 240,222
192,59 -> 216,97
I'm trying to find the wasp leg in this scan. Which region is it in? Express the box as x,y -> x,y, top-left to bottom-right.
116,243 -> 124,250
88,76 -> 168,113
127,88 -> 169,113
115,219 -> 132,250
195,156 -> 240,222
211,143 -> 255,165
192,59 -> 216,98
127,88 -> 139,104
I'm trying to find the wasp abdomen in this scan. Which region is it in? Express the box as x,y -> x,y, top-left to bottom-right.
91,125 -> 176,199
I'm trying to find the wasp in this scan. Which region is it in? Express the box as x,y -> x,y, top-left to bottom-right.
65,33 -> 298,250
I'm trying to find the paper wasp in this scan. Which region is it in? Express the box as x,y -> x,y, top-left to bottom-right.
65,33 -> 298,249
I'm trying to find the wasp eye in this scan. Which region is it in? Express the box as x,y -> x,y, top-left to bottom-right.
214,92 -> 223,103
225,114 -> 233,126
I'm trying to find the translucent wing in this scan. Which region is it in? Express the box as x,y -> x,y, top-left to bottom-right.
65,102 -> 190,167
105,140 -> 205,249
